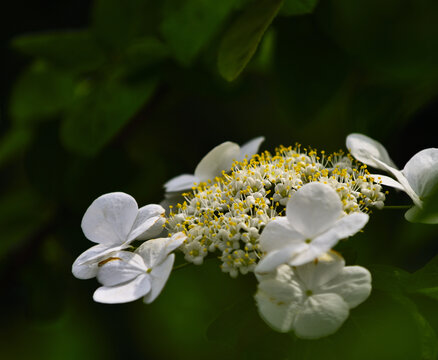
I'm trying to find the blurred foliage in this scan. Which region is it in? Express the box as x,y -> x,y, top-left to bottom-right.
1,0 -> 438,359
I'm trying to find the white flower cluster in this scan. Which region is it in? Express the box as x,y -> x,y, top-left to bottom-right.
166,143 -> 385,278
72,134 -> 438,339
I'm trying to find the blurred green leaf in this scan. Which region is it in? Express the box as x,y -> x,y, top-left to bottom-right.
92,0 -> 162,51
9,61 -> 76,124
408,254 -> 438,299
0,188 -> 53,261
1,304 -> 111,360
160,0 -> 238,66
280,0 -> 319,16
206,297 -> 254,346
368,264 -> 411,294
123,37 -> 170,75
0,127 -> 33,167
369,255 -> 438,304
60,77 -> 157,156
396,295 -> 438,360
338,291 -> 437,360
207,298 -> 293,360
218,0 -> 284,81
250,28 -> 276,72
321,0 -> 438,83
24,123 -> 71,199
12,30 -> 106,73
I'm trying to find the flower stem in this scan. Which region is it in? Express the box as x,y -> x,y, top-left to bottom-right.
172,262 -> 192,271
383,205 -> 411,210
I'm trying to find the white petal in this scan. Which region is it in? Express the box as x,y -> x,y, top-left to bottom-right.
93,274 -> 151,304
236,136 -> 265,162
136,233 -> 186,268
128,204 -> 166,241
72,244 -> 111,279
287,244 -> 327,267
372,157 -> 422,207
96,252 -> 146,287
292,293 -> 349,339
258,278 -> 303,304
81,192 -> 138,246
319,265 -> 371,308
403,148 -> 438,198
259,217 -> 304,253
164,232 -> 187,253
346,133 -> 397,170
310,212 -> 369,253
256,244 -> 307,274
130,216 -> 166,242
369,173 -> 405,191
144,253 -> 175,304
164,174 -> 198,193
286,183 -> 342,239
255,290 -> 300,333
194,141 -> 240,182
293,252 -> 345,289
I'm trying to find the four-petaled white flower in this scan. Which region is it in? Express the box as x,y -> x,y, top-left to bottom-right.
255,182 -> 369,274
93,232 -> 186,304
72,192 -> 166,280
347,133 -> 438,223
255,251 -> 371,339
164,137 -> 265,193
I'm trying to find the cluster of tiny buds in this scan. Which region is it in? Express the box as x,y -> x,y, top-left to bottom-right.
165,144 -> 387,277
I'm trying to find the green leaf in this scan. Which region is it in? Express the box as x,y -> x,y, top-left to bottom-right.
12,30 -> 106,73
160,0 -> 238,66
0,127 -> 33,167
217,0 -> 284,81
280,0 -> 319,16
408,254 -> 438,300
250,28 -> 276,72
396,295 -> 438,360
339,291 -> 437,360
60,77 -> 157,156
368,264 -> 411,294
370,256 -> 438,304
9,61 -> 76,124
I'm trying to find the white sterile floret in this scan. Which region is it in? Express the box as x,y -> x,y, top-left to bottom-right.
255,182 -> 369,274
93,232 -> 186,304
163,137 -> 265,193
72,192 -> 165,280
347,133 -> 438,223
255,251 -> 371,339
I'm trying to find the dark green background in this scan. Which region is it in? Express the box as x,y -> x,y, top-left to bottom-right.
1,1 -> 438,359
